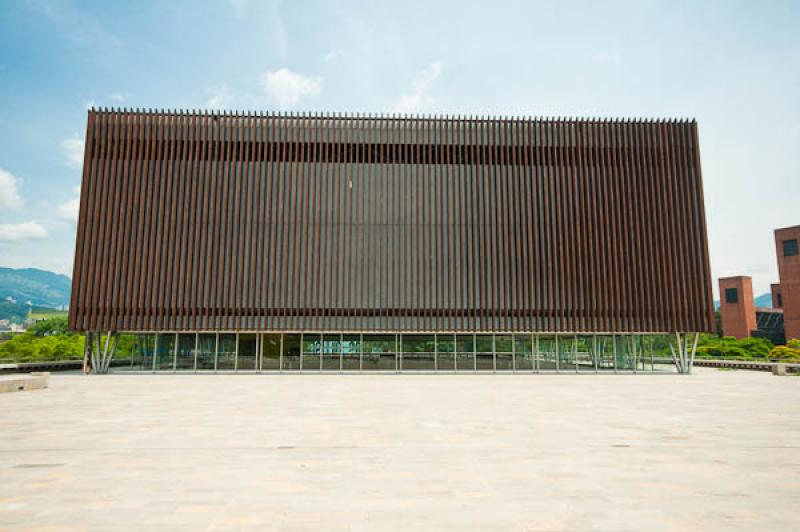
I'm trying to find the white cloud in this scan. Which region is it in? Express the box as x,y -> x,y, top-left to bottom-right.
0,221 -> 47,241
393,62 -> 443,113
205,84 -> 233,110
592,51 -> 622,64
62,137 -> 85,169
260,68 -> 322,109
109,92 -> 125,103
57,186 -> 81,222
85,99 -> 96,110
0,167 -> 24,210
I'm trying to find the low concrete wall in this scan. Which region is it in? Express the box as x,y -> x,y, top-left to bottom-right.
693,359 -> 800,373
0,372 -> 49,393
0,360 -> 83,374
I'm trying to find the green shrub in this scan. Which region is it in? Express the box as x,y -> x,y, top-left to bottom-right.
0,316 -> 140,363
28,315 -> 70,336
769,341 -> 800,363
0,331 -> 84,361
693,335 -> 772,361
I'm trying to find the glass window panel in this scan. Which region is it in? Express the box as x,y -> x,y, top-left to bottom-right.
456,335 -> 475,371
261,334 -> 281,370
495,334 -> 513,371
401,351 -> 435,371
377,352 -> 397,370
475,335 -> 494,370
282,334 -> 301,370
576,336 -> 595,372
218,334 -> 236,370
456,335 -> 474,353
514,335 -> 533,371
302,335 -> 321,370
341,334 -> 360,371
323,335 -> 341,354
362,334 -> 396,371
437,335 -> 454,353
648,335 -> 675,373
197,334 -> 216,370
176,333 -> 195,371
322,334 -> 341,371
724,287 -> 738,304
402,335 -> 435,371
475,335 -> 493,353
631,335 -> 647,372
537,336 -> 557,371
132,334 -> 156,370
558,336 -> 578,370
436,335 -> 455,371
237,333 -> 258,371
615,335 -> 635,371
475,353 -> 494,370
155,333 -> 176,371
126,336 -> 141,370
596,335 -> 614,370
783,238 -> 799,257
111,334 -> 136,369
495,335 -> 513,352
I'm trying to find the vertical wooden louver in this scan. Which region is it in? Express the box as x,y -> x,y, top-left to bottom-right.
69,109 -> 714,333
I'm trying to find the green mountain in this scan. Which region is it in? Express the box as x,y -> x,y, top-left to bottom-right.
714,292 -> 773,310
0,267 -> 71,309
754,293 -> 773,308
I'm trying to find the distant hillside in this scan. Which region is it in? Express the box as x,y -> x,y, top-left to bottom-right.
0,267 -> 71,309
754,293 -> 773,308
714,292 -> 773,310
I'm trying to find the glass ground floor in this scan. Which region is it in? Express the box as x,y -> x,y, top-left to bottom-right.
115,332 -> 683,373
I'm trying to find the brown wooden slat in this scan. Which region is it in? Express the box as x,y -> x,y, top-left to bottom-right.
69,110 -> 715,334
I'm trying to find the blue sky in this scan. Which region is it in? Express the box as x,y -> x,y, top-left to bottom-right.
0,0 -> 798,297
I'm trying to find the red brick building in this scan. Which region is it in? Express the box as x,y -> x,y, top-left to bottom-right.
773,226 -> 800,341
718,276 -> 757,339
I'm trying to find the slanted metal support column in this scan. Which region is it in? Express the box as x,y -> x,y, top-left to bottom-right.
671,332 -> 700,374
83,332 -> 92,375
669,332 -> 700,375
688,332 -> 699,373
91,331 -> 119,374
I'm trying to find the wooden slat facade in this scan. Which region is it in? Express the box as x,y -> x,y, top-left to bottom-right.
68,109 -> 714,333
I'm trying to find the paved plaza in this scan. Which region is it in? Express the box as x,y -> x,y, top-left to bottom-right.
1,369 -> 799,531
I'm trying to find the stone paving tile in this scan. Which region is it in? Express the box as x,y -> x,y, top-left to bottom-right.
0,369 -> 799,531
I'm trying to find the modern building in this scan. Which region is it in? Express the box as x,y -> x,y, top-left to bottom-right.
718,276 -> 756,339
718,275 -> 784,344
718,226 -> 799,345
772,225 -> 800,341
69,109 -> 714,373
